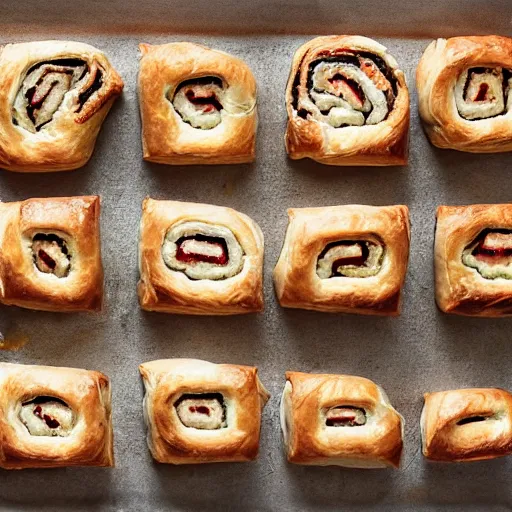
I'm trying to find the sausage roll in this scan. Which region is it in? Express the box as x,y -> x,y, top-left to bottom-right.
0,362 -> 113,469
0,196 -> 103,312
138,198 -> 264,315
417,36 -> 512,152
435,204 -> 512,316
273,204 -> 410,315
139,359 -> 269,464
421,388 -> 512,462
285,35 -> 409,166
0,40 -> 123,172
138,42 -> 257,165
281,371 -> 403,468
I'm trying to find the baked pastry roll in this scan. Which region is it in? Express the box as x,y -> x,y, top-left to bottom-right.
0,196 -> 103,312
0,362 -> 113,469
285,35 -> 409,166
0,40 -> 123,172
138,42 -> 257,165
281,371 -> 403,467
435,204 -> 512,316
421,388 -> 512,462
139,359 -> 269,464
138,198 -> 264,314
273,204 -> 410,315
417,36 -> 512,152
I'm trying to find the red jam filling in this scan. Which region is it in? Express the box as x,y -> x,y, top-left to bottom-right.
471,232 -> 512,265
33,405 -> 60,429
328,74 -> 363,105
185,89 -> 223,112
38,249 -> 56,269
327,413 -> 356,424
29,84 -> 55,107
474,83 -> 489,102
176,236 -> 228,265
474,243 -> 512,258
189,405 -> 211,416
325,406 -> 366,427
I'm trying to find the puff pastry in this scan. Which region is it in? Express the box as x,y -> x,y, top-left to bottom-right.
417,36 -> 512,152
285,35 -> 409,166
138,198 -> 264,315
0,362 -> 113,469
435,204 -> 512,316
273,204 -> 410,315
0,196 -> 103,312
0,40 -> 123,172
281,371 -> 403,467
421,388 -> 512,462
139,358 -> 269,464
138,42 -> 257,165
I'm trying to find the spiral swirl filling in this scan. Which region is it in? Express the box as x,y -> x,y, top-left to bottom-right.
162,221 -> 244,280
462,229 -> 512,279
455,67 -> 512,121
20,396 -> 75,437
172,76 -> 224,130
325,406 -> 367,427
174,393 -> 227,430
293,52 -> 398,127
12,59 -> 104,132
31,233 -> 71,278
316,240 -> 384,279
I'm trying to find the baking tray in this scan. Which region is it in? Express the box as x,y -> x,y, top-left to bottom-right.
1,2 -> 512,510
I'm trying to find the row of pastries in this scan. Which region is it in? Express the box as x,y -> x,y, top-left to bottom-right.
2,196 -> 512,317
2,34 -> 510,476
0,34 -> 511,172
1,359 -> 511,469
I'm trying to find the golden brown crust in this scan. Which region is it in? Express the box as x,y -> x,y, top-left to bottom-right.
285,35 -> 410,166
282,372 -> 403,467
138,198 -> 264,315
421,388 -> 512,462
138,42 -> 257,165
435,204 -> 512,316
0,40 -> 123,172
416,36 -> 512,152
139,359 -> 269,464
0,362 -> 113,469
0,196 -> 103,312
273,204 -> 410,315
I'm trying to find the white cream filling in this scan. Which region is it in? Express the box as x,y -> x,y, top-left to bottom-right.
13,62 -> 89,132
172,82 -> 223,130
482,232 -> 512,250
310,61 -> 388,126
20,400 -> 74,437
162,221 -> 244,281
32,238 -> 70,278
316,242 -> 383,279
180,239 -> 224,259
175,397 -> 226,430
455,68 -> 508,120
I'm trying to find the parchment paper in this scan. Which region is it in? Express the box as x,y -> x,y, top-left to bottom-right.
0,15 -> 512,512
